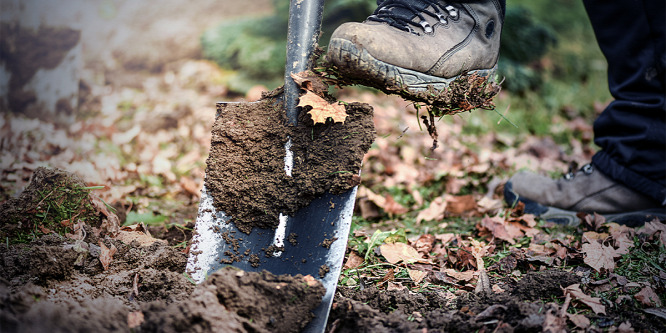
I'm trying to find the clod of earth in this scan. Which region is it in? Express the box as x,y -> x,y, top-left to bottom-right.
205,88 -> 375,233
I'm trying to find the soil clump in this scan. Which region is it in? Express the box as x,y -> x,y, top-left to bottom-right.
205,89 -> 375,233
0,169 -> 327,333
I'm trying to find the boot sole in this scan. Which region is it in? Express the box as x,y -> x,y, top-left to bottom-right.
504,181 -> 666,227
327,38 -> 497,98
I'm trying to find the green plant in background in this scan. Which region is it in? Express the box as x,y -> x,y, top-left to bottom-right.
201,0 -> 375,92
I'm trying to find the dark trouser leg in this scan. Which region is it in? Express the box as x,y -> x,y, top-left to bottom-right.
584,0 -> 666,204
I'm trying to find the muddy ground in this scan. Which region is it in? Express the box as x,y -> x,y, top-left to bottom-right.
1,168 -> 664,332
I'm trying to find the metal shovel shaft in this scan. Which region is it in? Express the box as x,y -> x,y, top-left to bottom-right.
284,0 -> 325,125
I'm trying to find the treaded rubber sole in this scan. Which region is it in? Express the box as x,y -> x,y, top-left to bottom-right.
327,38 -> 497,96
503,180 -> 666,227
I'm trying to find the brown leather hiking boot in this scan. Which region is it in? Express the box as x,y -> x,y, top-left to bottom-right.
504,164 -> 666,227
326,0 -> 503,98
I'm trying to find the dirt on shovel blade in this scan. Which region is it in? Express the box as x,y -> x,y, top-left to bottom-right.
204,89 -> 376,234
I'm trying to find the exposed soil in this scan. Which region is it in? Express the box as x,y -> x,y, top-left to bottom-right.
205,89 -> 375,233
327,270 -> 580,332
0,169 -> 326,333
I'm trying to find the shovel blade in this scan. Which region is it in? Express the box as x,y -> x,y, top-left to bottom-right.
186,185 -> 356,332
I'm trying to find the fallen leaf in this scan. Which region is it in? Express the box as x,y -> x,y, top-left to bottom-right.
408,269 -> 428,284
616,321 -> 635,333
343,251 -> 364,269
414,234 -> 435,254
416,196 -> 447,223
387,281 -> 406,291
65,220 -> 87,240
380,242 -> 424,264
38,225 -> 51,234
492,284 -> 505,293
581,240 -> 617,272
474,269 -> 491,294
581,212 -> 606,231
446,194 -> 476,215
127,311 -> 144,329
444,269 -> 475,282
635,286 -> 663,307
290,70 -> 328,94
299,91 -> 347,124
564,284 -> 606,314
478,215 -> 523,244
116,228 -> 167,247
639,220 -> 666,245
99,241 -> 117,271
383,195 -> 408,215
566,313 -> 590,329
476,196 -> 503,215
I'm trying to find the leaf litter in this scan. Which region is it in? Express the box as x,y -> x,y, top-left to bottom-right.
1,19 -> 664,332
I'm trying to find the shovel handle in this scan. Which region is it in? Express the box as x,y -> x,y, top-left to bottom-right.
284,0 -> 325,125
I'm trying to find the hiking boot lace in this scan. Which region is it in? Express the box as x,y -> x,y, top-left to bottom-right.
368,0 -> 459,34
564,163 -> 594,181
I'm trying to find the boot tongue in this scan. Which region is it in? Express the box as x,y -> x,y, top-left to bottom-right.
379,0 -> 433,24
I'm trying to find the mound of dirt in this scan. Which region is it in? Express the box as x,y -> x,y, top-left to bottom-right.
0,169 -> 327,333
327,270 -> 581,332
205,89 -> 375,233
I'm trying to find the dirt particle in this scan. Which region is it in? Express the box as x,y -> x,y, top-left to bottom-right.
288,233 -> 298,246
320,237 -> 338,249
319,264 -> 330,278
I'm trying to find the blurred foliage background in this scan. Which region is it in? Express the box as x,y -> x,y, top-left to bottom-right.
201,0 -> 611,144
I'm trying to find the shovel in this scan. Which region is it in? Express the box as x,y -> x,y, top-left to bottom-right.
186,1 -> 355,332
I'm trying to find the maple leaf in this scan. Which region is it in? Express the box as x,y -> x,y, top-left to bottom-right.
380,242 -> 424,264
564,284 -> 606,314
298,91 -> 348,124
581,240 -> 617,272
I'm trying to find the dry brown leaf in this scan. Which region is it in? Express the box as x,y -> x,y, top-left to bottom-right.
566,313 -> 590,329
444,269 -> 475,282
408,269 -> 428,284
65,220 -> 87,240
635,286 -> 663,307
616,321 -> 635,333
299,91 -> 347,124
383,195 -> 409,215
116,229 -> 168,247
414,234 -> 435,254
127,311 -> 144,329
416,196 -> 447,223
290,70 -> 328,94
387,281 -> 406,291
639,220 -> 666,245
434,233 -> 456,245
564,284 -> 606,314
99,241 -> 117,271
476,196 -> 503,215
380,242 -> 423,264
445,194 -> 477,215
581,240 -> 617,272
179,176 -> 201,198
343,251 -> 364,270
478,215 -> 523,244
90,195 -> 120,237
